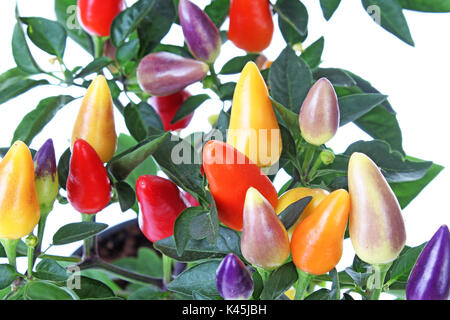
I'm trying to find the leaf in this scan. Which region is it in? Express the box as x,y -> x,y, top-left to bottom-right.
269,46 -> 312,113
0,68 -> 49,105
204,0 -> 230,28
167,260 -> 221,298
115,182 -> 136,212
190,200 -> 219,244
270,97 -> 301,140
12,95 -> 75,145
275,0 -> 308,37
34,259 -> 68,282
260,262 -> 298,300
305,288 -> 331,300
21,17 -> 67,58
344,268 -> 371,289
301,37 -> 324,69
313,68 -> 356,87
192,291 -> 214,300
57,147 -> 71,190
12,22 -> 42,74
72,276 -> 116,299
116,39 -> 140,65
387,242 -> 427,283
128,285 -> 163,300
219,54 -> 259,75
0,240 -> 28,258
171,94 -> 210,124
339,93 -> 388,126
278,196 -> 312,230
25,281 -> 75,300
75,57 -> 113,78
174,207 -> 208,256
398,0 -> 450,12
278,16 -> 307,46
329,268 -> 340,300
361,0 -> 414,46
136,248 -> 163,278
53,222 -> 108,245
320,0 -> 342,20
0,264 -> 19,290
124,102 -> 164,142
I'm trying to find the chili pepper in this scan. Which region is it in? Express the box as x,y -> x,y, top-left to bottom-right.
34,139 -> 59,215
299,78 -> 340,146
202,140 -> 278,231
77,0 -> 124,37
178,0 -> 221,64
255,54 -> 272,70
275,187 -> 329,238
149,90 -> 193,131
216,253 -> 254,300
241,187 -> 290,270
136,175 -> 188,243
406,225 -> 450,300
0,141 -> 40,239
228,0 -> 274,52
348,152 -> 406,265
137,52 -> 209,97
291,189 -> 350,275
67,139 -> 111,214
227,62 -> 282,168
72,75 -> 117,163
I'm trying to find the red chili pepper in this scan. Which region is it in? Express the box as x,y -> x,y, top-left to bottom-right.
66,139 -> 111,214
77,0 -> 124,37
136,175 -> 189,242
149,90 -> 193,131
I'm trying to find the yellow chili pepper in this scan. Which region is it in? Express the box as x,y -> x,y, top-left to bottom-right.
71,75 -> 117,163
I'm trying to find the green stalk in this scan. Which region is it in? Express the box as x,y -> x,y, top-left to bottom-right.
27,246 -> 34,279
294,268 -> 313,300
93,36 -> 107,59
301,146 -> 316,176
367,263 -> 391,300
38,254 -> 81,263
0,239 -> 19,270
162,254 -> 173,285
81,213 -> 96,261
307,155 -> 323,180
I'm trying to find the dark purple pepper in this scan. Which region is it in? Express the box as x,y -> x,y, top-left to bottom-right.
34,139 -> 57,180
406,225 -> 450,300
216,253 -> 254,300
178,0 -> 221,64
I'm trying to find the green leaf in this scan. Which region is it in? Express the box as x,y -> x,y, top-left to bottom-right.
124,102 -> 164,142
34,259 -> 68,281
398,0 -> 450,12
72,276 -> 116,299
53,222 -> 108,245
339,93 -> 388,126
167,260 -> 221,298
278,16 -> 307,46
260,262 -> 298,300
275,0 -> 308,37
0,264 -> 19,290
219,54 -> 259,75
270,97 -> 301,140
192,291 -> 214,300
21,17 -> 67,58
217,82 -> 236,101
12,95 -> 75,145
12,22 -> 42,74
116,39 -> 140,65
171,94 -> 210,124
190,193 -> 219,244
136,248 -> 163,278
128,285 -> 163,300
301,37 -> 324,69
25,281 -> 75,300
329,268 -> 341,300
320,0 -> 342,20
0,240 -> 28,258
387,242 -> 427,283
115,181 -> 136,212
269,46 -> 312,113
154,226 -> 241,262
313,68 -> 356,87
174,207 -> 208,256
344,268 -> 371,289
361,0 -> 414,46
75,57 -> 113,78
305,288 -> 331,300
205,0 -> 230,28
0,68 -> 49,105
278,196 -> 312,230
57,147 -> 71,190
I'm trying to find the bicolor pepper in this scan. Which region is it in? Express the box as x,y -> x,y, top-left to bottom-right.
149,90 -> 194,131
290,189 -> 350,275
72,75 -> 117,163
178,0 -> 221,64
202,140 -> 278,231
0,141 -> 40,239
228,0 -> 274,53
67,139 -> 112,214
227,62 -> 282,168
216,253 -> 254,300
299,78 -> 340,146
241,188 -> 290,270
348,152 -> 406,265
406,225 -> 450,300
137,52 -> 209,97
77,0 -> 124,37
136,175 -> 189,243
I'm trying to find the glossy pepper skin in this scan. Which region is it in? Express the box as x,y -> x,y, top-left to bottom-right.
276,187 -> 329,238
406,225 -> 450,300
291,189 -> 350,275
202,140 -> 278,231
216,253 -> 254,300
0,141 -> 40,239
136,175 -> 189,243
72,75 -> 117,163
34,139 -> 59,214
178,0 -> 221,64
77,0 -> 124,37
241,188 -> 290,270
299,78 -> 340,146
228,0 -> 274,52
348,152 -> 406,265
227,62 -> 282,167
137,52 -> 209,97
67,139 -> 111,214
149,90 -> 193,131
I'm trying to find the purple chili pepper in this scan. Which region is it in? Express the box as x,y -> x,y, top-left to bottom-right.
216,253 -> 254,300
406,225 -> 450,300
178,0 -> 221,64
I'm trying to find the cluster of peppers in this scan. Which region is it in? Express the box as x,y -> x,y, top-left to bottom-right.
0,0 -> 448,301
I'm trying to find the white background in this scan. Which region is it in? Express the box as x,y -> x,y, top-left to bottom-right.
0,0 -> 449,298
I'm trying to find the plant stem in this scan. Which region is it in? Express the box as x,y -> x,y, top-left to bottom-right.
93,36 -> 107,59
294,268 -> 313,300
367,263 -> 391,300
34,206 -> 51,260
301,146 -> 316,177
307,154 -> 323,180
0,239 -> 19,270
27,246 -> 34,279
38,254 -> 81,263
162,254 -> 173,285
81,214 -> 97,261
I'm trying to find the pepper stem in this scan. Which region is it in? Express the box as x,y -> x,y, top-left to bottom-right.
27,246 -> 34,279
81,213 -> 98,261
367,263 -> 392,300
34,206 -> 52,260
294,268 -> 313,300
301,146 -> 316,177
93,36 -> 107,59
0,239 -> 19,270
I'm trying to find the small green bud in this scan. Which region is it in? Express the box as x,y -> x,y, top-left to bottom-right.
320,149 -> 335,165
25,234 -> 38,248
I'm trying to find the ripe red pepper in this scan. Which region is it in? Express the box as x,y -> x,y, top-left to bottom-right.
149,90 -> 193,131
67,139 -> 111,214
136,175 -> 189,242
228,0 -> 274,53
77,0 -> 124,37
